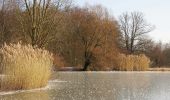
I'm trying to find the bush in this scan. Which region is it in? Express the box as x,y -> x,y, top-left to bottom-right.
53,54 -> 66,70
116,54 -> 150,71
0,43 -> 53,91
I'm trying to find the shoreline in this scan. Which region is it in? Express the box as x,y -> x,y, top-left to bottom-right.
55,67 -> 170,72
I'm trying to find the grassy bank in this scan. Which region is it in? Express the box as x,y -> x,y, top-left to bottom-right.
148,68 -> 170,71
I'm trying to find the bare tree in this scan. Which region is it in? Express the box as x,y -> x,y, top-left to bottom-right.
0,0 -> 19,45
134,36 -> 154,53
119,12 -> 154,54
19,0 -> 72,47
0,0 -> 6,44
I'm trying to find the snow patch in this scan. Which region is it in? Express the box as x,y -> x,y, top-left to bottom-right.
0,79 -> 67,96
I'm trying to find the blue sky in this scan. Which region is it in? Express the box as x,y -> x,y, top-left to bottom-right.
75,0 -> 170,43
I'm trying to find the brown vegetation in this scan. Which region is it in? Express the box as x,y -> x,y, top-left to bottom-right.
53,54 -> 66,69
148,68 -> 170,71
115,54 -> 150,71
63,5 -> 120,71
0,43 -> 53,90
0,0 -> 168,71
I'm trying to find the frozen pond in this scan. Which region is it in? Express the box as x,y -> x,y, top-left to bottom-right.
1,72 -> 170,100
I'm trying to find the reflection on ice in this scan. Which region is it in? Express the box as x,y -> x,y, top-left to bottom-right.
1,72 -> 170,100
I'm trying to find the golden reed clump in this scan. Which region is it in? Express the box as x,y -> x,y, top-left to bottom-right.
116,54 -> 150,71
0,43 -> 53,91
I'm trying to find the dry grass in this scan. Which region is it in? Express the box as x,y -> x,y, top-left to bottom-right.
148,68 -> 170,71
0,43 -> 53,91
116,54 -> 150,71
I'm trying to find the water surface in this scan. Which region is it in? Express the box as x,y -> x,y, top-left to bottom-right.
1,72 -> 170,100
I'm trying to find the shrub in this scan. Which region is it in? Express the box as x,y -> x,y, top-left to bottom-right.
0,43 -> 53,91
116,54 -> 150,71
53,54 -> 66,70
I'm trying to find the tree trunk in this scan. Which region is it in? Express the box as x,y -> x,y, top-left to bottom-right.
82,59 -> 91,71
130,38 -> 134,54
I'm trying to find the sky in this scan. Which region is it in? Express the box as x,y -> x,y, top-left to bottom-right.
75,0 -> 170,43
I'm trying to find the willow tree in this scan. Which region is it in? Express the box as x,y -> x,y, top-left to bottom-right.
68,5 -> 120,71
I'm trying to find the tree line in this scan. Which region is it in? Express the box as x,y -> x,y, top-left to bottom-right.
0,0 -> 169,70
